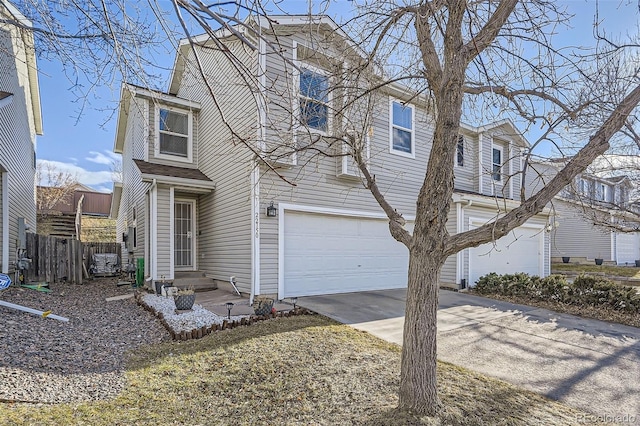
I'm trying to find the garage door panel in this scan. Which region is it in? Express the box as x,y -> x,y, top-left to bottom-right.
283,212 -> 408,297
469,225 -> 542,286
616,232 -> 639,265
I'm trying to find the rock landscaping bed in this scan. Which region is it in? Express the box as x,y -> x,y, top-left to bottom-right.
0,278 -> 170,404
138,292 -> 312,341
473,272 -> 640,328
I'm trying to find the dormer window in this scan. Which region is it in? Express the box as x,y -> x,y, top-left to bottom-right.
456,136 -> 464,167
156,106 -> 192,162
299,68 -> 329,132
389,99 -> 414,157
492,146 -> 503,181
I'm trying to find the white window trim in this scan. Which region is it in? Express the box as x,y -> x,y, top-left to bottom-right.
389,98 -> 415,158
154,104 -> 193,163
491,144 -> 503,183
296,61 -> 332,136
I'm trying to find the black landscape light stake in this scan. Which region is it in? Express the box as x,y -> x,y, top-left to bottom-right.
290,297 -> 297,310
225,302 -> 234,320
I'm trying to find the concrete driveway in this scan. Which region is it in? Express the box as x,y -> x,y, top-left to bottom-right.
299,289 -> 640,421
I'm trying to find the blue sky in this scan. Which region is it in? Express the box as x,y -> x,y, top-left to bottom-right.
33,1 -> 639,192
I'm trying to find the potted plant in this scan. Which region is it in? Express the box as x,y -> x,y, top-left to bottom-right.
252,296 -> 274,316
595,257 -> 604,266
635,260 -> 640,267
174,287 -> 196,310
562,256 -> 570,263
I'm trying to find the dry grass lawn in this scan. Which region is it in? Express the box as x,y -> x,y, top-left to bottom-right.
0,316 -> 601,425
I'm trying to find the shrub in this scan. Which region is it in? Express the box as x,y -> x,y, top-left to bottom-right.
474,273 -> 640,313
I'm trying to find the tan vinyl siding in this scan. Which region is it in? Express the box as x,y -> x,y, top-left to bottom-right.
258,86 -> 435,294
156,185 -> 171,277
175,40 -> 257,292
551,200 -> 612,261
0,25 -> 37,274
454,132 -> 478,193
116,96 -> 149,268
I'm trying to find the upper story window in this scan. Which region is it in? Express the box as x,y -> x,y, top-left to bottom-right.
596,183 -> 611,202
578,178 -> 586,194
299,68 -> 329,132
390,100 -> 414,157
492,146 -> 503,181
156,106 -> 192,162
456,136 -> 464,167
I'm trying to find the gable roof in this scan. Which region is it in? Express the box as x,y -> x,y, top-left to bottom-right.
168,15 -> 364,95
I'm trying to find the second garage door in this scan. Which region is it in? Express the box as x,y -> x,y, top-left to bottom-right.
282,211 -> 409,298
469,224 -> 543,286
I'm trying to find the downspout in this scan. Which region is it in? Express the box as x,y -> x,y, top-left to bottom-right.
149,179 -> 157,285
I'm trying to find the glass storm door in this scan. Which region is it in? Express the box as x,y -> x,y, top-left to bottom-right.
174,201 -> 195,269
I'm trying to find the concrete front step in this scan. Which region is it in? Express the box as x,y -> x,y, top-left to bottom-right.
172,276 -> 217,292
174,271 -> 206,279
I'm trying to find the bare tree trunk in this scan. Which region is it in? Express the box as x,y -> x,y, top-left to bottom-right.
398,248 -> 444,414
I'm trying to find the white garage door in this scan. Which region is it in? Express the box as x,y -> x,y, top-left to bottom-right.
282,211 -> 409,297
469,225 -> 543,286
616,232 -> 640,265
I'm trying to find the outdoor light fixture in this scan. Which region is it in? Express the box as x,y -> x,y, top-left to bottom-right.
266,201 -> 277,217
225,302 -> 234,320
290,297 -> 297,310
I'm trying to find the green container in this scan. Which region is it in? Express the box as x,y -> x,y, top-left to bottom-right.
136,258 -> 144,287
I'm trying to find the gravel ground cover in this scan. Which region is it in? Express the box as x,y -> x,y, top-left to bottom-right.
0,278 -> 170,404
141,293 -> 247,333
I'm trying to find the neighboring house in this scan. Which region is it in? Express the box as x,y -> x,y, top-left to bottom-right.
37,184 -> 114,240
0,1 -> 43,274
112,15 -> 551,299
526,158 -> 639,264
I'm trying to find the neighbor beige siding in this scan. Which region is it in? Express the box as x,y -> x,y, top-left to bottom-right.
550,200 -> 612,261
453,131 -> 479,193
0,23 -> 38,274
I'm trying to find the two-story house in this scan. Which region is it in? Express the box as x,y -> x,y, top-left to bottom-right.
526,158 -> 639,264
0,1 -> 43,274
112,15 -> 551,299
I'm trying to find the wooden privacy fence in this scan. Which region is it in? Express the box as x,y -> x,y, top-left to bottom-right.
24,233 -> 120,284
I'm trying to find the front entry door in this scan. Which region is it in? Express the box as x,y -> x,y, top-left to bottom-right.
174,200 -> 195,270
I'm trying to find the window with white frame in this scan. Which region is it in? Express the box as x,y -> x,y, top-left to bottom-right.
157,107 -> 191,159
390,100 -> 414,156
492,146 -> 503,181
456,135 -> 464,166
299,68 -> 329,132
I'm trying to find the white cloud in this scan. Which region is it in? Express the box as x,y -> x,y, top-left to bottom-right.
86,150 -> 121,166
37,159 -> 116,191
